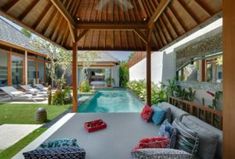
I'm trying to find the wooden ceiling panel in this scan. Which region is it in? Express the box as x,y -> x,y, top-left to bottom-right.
0,0 -> 222,51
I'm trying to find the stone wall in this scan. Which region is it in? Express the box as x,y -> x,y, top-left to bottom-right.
176,27 -> 222,69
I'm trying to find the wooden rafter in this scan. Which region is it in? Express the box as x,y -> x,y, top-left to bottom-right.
18,0 -> 39,20
148,0 -> 171,28
76,29 -> 89,42
133,29 -> 147,44
77,22 -> 146,30
2,0 -> 19,12
50,0 -> 76,42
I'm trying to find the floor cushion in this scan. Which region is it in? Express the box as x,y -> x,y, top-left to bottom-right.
131,148 -> 192,159
40,138 -> 79,148
23,147 -> 86,159
172,117 -> 199,156
152,107 -> 166,125
135,137 -> 169,149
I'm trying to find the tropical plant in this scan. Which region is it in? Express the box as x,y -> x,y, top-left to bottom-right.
52,87 -> 72,105
106,77 -> 115,86
164,79 -> 178,98
79,80 -> 91,92
119,61 -> 129,88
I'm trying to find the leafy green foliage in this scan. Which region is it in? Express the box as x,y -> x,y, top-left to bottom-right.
127,80 -> 167,104
52,87 -> 72,105
21,28 -> 32,38
79,80 -> 91,92
119,62 -> 129,88
106,77 -> 115,86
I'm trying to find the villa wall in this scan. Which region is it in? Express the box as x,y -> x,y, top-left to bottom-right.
129,51 -> 176,84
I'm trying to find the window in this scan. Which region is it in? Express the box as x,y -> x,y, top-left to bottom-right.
28,60 -> 36,84
206,56 -> 223,83
38,62 -> 45,84
0,49 -> 8,86
12,55 -> 23,86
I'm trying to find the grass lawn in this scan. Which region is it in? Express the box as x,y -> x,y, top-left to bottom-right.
0,103 -> 71,124
0,127 -> 47,159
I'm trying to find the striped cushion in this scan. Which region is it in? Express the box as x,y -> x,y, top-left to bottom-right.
172,117 -> 199,156
131,148 -> 192,159
40,138 -> 79,148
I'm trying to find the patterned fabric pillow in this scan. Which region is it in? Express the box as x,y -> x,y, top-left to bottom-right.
159,119 -> 178,148
131,148 -> 192,159
40,138 -> 79,148
135,137 -> 169,149
152,106 -> 166,125
23,147 -> 86,159
172,118 -> 199,156
140,105 -> 153,122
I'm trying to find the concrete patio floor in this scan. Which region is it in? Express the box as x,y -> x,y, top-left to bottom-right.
0,124 -> 42,150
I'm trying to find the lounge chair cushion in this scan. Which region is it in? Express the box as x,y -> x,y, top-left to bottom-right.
134,137 -> 169,149
40,138 -> 79,148
151,107 -> 166,125
181,115 -> 219,159
159,119 -> 178,148
131,148 -> 192,159
23,147 -> 85,159
140,105 -> 153,122
172,117 -> 199,156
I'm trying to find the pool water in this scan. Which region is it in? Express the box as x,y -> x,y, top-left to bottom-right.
78,89 -> 143,113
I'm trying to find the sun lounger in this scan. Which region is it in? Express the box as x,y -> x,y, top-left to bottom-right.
20,85 -> 47,96
34,84 -> 48,91
0,86 -> 44,102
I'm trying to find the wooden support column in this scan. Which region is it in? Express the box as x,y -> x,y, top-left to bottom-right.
146,29 -> 153,106
223,0 -> 235,158
201,59 -> 206,82
72,42 -> 78,112
7,49 -> 12,86
24,51 -> 28,85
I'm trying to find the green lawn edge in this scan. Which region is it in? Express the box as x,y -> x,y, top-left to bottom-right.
0,127 -> 47,159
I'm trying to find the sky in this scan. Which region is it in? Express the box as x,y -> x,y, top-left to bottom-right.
0,16 -> 132,61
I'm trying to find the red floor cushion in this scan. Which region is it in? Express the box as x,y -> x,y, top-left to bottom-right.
134,137 -> 170,149
140,105 -> 153,122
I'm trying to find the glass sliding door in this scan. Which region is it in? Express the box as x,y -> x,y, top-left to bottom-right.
12,55 -> 23,86
28,60 -> 36,85
38,62 -> 45,84
0,49 -> 8,87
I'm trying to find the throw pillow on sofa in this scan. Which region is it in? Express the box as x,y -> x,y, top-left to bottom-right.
172,117 -> 199,156
159,119 -> 178,148
181,115 -> 219,159
152,106 -> 166,125
131,148 -> 192,159
140,105 -> 153,122
40,138 -> 79,149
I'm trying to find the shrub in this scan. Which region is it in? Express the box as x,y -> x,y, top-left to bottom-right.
119,62 -> 129,88
52,87 -> 72,105
79,80 -> 91,92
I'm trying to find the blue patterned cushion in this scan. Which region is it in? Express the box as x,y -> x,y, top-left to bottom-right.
172,118 -> 199,156
152,107 -> 166,125
131,148 -> 192,159
40,138 -> 79,148
159,119 -> 178,148
23,147 -> 86,159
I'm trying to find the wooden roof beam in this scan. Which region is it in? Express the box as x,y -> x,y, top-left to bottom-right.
133,29 -> 147,44
77,29 -> 89,42
148,0 -> 171,28
50,0 -> 76,42
77,22 -> 147,30
2,0 -> 19,12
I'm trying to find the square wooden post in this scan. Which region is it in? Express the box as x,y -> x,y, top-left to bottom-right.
223,0 -> 235,158
146,29 -> 152,106
72,42 -> 78,112
24,50 -> 28,85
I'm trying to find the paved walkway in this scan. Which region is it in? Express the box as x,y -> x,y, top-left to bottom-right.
0,124 -> 42,150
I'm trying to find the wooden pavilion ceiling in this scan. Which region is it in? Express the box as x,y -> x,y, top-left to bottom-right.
0,0 -> 222,51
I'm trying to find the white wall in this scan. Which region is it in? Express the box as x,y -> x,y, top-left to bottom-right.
129,51 -> 176,84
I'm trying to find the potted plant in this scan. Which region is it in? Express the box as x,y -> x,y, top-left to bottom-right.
106,77 -> 115,87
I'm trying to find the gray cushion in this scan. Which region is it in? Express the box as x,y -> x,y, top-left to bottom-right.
182,115 -> 222,159
131,148 -> 192,159
158,102 -> 188,122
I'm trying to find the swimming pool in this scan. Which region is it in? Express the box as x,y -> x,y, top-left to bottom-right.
78,89 -> 143,113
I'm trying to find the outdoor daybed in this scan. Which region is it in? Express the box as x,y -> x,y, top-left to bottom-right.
14,102 -> 222,159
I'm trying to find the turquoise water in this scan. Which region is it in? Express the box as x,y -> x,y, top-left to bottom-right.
78,89 -> 143,113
